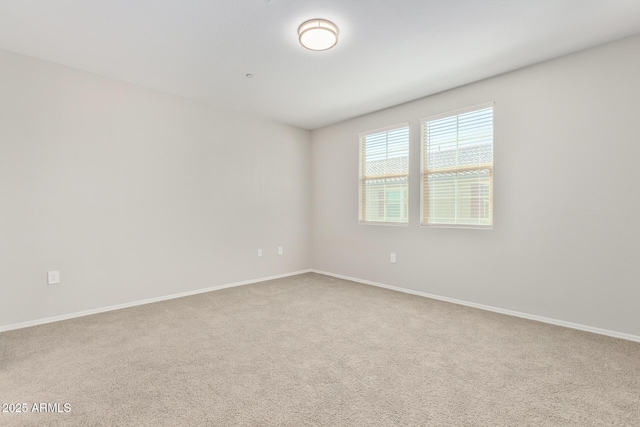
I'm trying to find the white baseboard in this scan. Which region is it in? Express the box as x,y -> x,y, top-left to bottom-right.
5,268 -> 638,343
310,269 -> 640,343
0,269 -> 312,333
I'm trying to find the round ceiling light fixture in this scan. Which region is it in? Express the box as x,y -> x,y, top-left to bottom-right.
298,19 -> 339,51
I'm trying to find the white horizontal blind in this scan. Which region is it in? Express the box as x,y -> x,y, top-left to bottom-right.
421,104 -> 493,228
359,124 -> 409,224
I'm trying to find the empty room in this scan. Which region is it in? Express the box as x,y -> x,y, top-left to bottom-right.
1,1 -> 639,426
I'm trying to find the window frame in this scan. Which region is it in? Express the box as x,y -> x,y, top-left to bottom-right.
358,122 -> 410,226
420,102 -> 494,230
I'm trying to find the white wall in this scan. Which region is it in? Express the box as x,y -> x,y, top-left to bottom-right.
3,35 -> 640,338
0,50 -> 311,328
311,35 -> 640,337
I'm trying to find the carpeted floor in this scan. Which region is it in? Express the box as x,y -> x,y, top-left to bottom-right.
1,272 -> 638,426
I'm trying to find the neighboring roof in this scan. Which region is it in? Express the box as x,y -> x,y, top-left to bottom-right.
427,143 -> 493,169
365,156 -> 408,177
365,143 -> 492,177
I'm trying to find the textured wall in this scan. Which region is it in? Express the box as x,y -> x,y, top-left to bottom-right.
311,35 -> 640,336
3,35 -> 640,337
0,50 -> 311,327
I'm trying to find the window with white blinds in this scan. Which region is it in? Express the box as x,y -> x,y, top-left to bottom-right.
359,123 -> 410,225
421,103 -> 493,228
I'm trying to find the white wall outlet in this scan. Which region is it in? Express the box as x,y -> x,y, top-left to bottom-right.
47,270 -> 60,285
390,253 -> 397,264
257,249 -> 263,257
278,246 -> 283,255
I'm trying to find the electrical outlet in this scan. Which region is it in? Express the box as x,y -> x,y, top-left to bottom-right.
390,253 -> 396,264
47,270 -> 60,285
278,246 -> 283,255
258,249 -> 263,257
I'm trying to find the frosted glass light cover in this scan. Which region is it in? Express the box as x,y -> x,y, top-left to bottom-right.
298,19 -> 339,51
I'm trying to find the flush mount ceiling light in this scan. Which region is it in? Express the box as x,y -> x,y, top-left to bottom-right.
298,19 -> 339,51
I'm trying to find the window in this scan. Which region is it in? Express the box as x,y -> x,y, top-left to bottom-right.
359,123 -> 409,225
421,103 -> 493,228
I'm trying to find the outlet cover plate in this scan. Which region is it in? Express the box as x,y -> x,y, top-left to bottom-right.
48,270 -> 60,285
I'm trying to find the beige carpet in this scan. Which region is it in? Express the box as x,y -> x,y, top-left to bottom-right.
1,273 -> 638,426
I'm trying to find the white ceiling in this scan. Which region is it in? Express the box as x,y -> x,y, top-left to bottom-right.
1,1 -> 640,130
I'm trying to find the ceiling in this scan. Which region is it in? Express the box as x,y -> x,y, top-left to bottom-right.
1,1 -> 640,130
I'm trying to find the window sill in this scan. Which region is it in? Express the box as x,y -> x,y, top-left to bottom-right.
420,223 -> 493,230
359,221 -> 409,227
